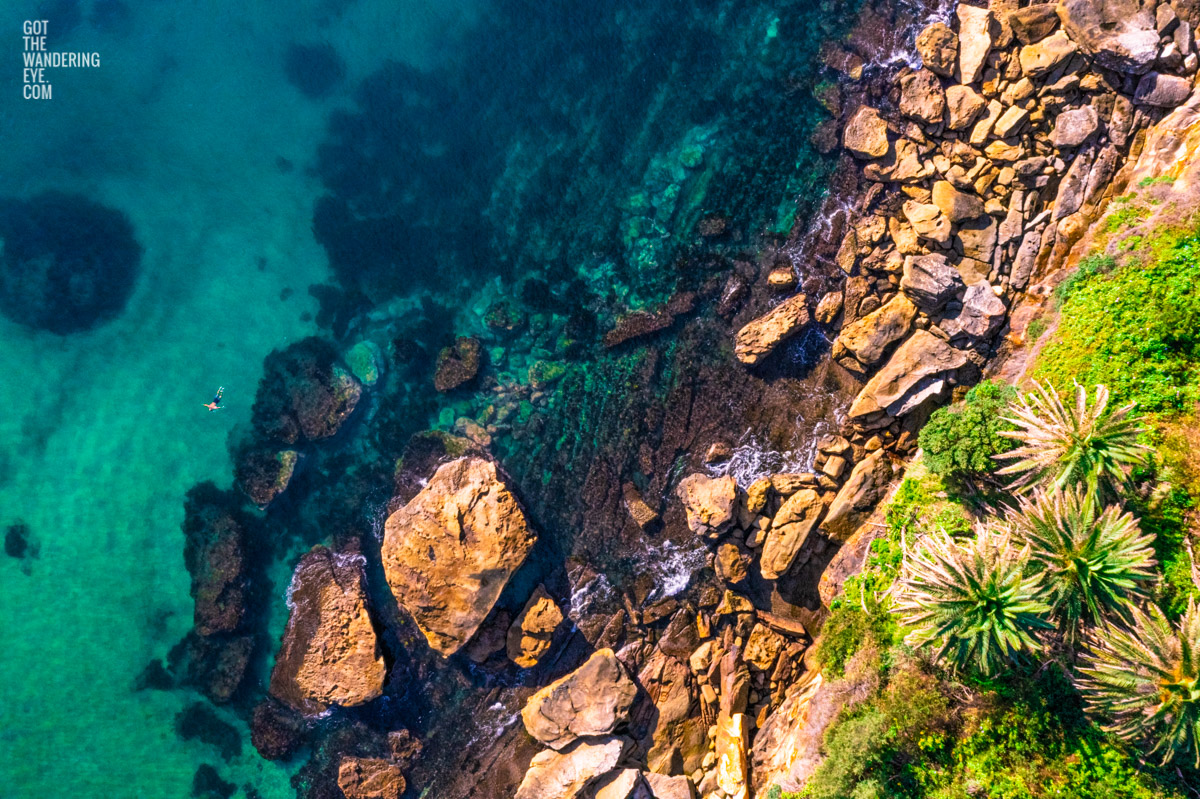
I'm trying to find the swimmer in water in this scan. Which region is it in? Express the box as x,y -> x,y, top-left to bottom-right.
203,387 -> 224,412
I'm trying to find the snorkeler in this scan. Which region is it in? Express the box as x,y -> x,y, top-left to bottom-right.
203,387 -> 224,412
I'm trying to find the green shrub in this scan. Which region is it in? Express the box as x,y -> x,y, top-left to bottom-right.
1034,232 -> 1200,414
1054,253 -> 1116,307
918,381 -> 1017,485
1026,317 -> 1047,345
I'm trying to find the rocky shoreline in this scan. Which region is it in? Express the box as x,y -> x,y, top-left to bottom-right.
151,0 -> 1200,797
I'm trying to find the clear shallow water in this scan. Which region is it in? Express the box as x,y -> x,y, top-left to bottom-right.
0,1 -> 475,796
0,0 -> 889,795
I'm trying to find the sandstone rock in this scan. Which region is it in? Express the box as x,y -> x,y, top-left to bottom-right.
1057,0 -> 1159,73
846,331 -> 969,427
434,336 -> 482,392
745,477 -> 772,514
957,216 -> 999,263
1135,72 -> 1193,107
337,758 -> 405,799
993,105 -> 1030,138
946,84 -> 987,130
269,547 -> 385,715
639,649 -> 708,775
1018,29 -> 1078,76
675,473 -> 738,539
766,267 -> 797,291
715,713 -> 749,798
899,69 -> 947,124
623,483 -> 661,530
969,99 -> 1004,145
843,106 -> 890,159
382,457 -> 537,656
822,450 -> 894,540
716,541 -> 751,585
522,649 -> 637,750
867,138 -> 934,183
1008,4 -> 1059,43
749,672 -> 824,795
515,736 -> 628,799
834,294 -> 918,367
1052,105 -> 1099,147
901,253 -> 964,311
957,4 -> 997,85
917,22 -> 959,77
253,338 -> 362,444
932,181 -> 985,222
760,489 -> 824,580
733,293 -> 810,365
1053,146 -> 1095,220
814,291 -> 843,324
743,624 -> 786,671
642,773 -> 695,799
589,769 -> 652,799
939,280 -> 1008,340
902,201 -> 952,244
508,586 -> 564,668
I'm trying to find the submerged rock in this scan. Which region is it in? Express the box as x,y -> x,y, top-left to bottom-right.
434,336 -> 482,392
181,484 -> 248,637
521,648 -> 637,750
0,192 -> 142,334
381,457 -> 537,656
337,757 -> 405,799
252,337 -> 362,444
268,547 -> 386,715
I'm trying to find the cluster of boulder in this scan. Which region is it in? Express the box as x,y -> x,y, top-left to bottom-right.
736,0 -> 1198,450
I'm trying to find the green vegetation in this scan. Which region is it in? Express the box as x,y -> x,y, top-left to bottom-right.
918,381 -> 1016,487
1008,488 -> 1155,641
1078,600 -> 1200,767
1138,175 -> 1177,188
1103,204 -> 1150,233
1025,316 -> 1046,345
1034,232 -> 1200,414
998,382 -> 1152,500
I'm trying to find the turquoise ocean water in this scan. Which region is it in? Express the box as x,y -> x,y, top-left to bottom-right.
0,0 -> 925,795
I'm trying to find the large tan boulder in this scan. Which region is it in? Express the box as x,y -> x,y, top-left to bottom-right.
932,181 -> 984,222
1057,0 -> 1159,73
843,106 -> 889,159
899,69 -> 946,125
269,547 -> 386,715
945,84 -> 987,130
643,773 -> 695,799
749,671 -> 824,795
901,253 -> 964,312
902,201 -> 952,244
515,736 -> 628,799
675,473 -> 738,539
522,649 -> 638,750
508,585 -> 564,668
916,22 -> 958,76
381,457 -> 537,656
337,757 -> 405,799
1008,4 -> 1060,43
1018,29 -> 1078,76
639,648 -> 708,776
956,4 -> 996,85
835,294 -> 918,369
734,293 -> 810,365
760,489 -> 825,580
846,330 -> 969,427
822,451 -> 894,540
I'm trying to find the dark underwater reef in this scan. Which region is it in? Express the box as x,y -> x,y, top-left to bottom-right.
0,192 -> 141,335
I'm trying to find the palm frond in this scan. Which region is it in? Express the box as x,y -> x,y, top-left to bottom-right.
996,382 -> 1151,500
893,527 -> 1051,676
1077,599 -> 1200,768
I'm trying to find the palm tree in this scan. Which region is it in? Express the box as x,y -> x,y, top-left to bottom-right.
1076,600 -> 1200,767
1006,488 -> 1156,642
893,527 -> 1052,676
996,382 -> 1151,501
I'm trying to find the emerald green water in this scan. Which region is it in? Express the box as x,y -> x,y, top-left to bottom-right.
0,1 -> 475,796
